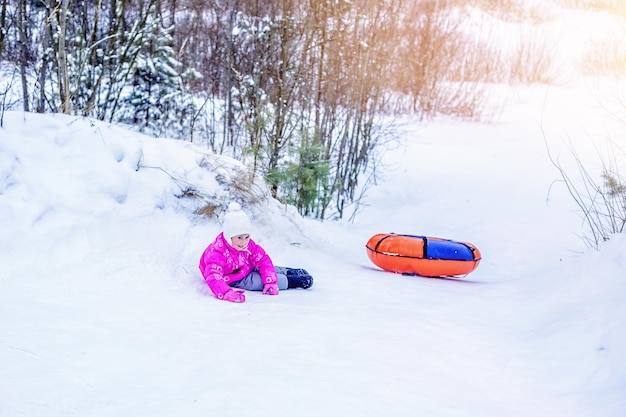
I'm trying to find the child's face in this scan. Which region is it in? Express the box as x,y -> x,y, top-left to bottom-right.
230,234 -> 250,251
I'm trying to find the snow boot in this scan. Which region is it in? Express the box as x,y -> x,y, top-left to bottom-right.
286,268 -> 314,289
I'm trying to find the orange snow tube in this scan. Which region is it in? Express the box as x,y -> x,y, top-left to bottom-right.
366,233 -> 481,277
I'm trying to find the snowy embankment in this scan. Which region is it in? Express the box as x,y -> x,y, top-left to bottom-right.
1,82 -> 625,417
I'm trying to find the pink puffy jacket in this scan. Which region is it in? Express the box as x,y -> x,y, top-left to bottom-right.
199,232 -> 278,299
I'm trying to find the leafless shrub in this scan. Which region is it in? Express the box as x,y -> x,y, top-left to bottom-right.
393,0 -> 502,120
199,154 -> 270,207
425,81 -> 494,121
561,0 -> 626,16
0,68 -> 20,127
509,28 -> 561,84
544,131 -> 626,249
0,81 -> 10,127
582,36 -> 626,78
472,0 -> 554,23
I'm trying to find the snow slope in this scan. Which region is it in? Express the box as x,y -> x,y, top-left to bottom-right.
1,78 -> 625,417
2,2 -> 626,414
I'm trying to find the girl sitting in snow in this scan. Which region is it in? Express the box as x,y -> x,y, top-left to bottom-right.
199,202 -> 313,303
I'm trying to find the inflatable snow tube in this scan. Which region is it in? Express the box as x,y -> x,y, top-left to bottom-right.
366,233 -> 481,277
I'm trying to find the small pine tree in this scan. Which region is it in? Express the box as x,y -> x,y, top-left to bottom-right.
116,4 -> 186,137
270,131 -> 331,217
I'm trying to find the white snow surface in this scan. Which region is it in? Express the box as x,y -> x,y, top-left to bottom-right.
1,81 -> 625,417
2,3 -> 626,412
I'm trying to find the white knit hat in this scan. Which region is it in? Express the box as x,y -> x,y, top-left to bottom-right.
222,202 -> 252,239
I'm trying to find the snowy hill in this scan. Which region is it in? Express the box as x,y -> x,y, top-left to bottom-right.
2,1 -> 626,414
1,80 -> 625,417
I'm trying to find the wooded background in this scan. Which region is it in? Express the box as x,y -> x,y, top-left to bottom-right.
0,0 -> 556,219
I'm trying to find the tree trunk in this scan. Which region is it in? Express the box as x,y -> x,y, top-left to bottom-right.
57,0 -> 71,114
0,0 -> 8,59
17,0 -> 29,112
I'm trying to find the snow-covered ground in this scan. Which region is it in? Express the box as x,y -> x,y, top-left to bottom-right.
1,77 -> 625,417
2,1 -> 626,415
